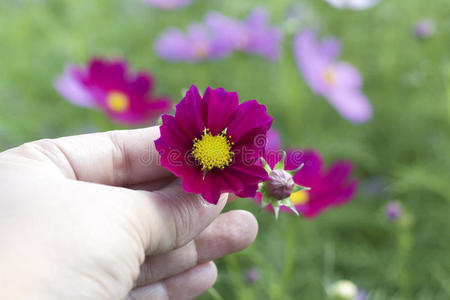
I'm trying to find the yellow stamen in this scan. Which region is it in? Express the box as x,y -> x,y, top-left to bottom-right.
107,91 -> 129,112
290,190 -> 309,205
192,129 -> 234,171
323,67 -> 336,86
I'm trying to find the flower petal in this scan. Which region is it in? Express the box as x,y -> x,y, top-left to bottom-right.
227,100 -> 273,145
174,85 -> 206,139
156,115 -> 192,150
292,150 -> 323,187
326,89 -> 372,123
203,87 -> 239,135
320,37 -> 341,61
54,65 -> 95,107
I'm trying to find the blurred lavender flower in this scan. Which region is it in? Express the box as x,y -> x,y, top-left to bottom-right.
143,0 -> 193,10
355,288 -> 368,300
204,11 -> 245,50
244,267 -> 261,284
293,30 -> 372,123
325,0 -> 380,10
156,7 -> 282,62
240,7 -> 283,60
154,23 -> 232,62
414,19 -> 435,40
385,201 -> 402,221
206,8 -> 282,60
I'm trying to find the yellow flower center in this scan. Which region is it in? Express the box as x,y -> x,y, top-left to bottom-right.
192,129 -> 234,171
323,67 -> 336,86
290,190 -> 309,205
106,91 -> 129,112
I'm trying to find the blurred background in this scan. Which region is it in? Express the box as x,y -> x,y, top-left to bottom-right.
0,0 -> 449,299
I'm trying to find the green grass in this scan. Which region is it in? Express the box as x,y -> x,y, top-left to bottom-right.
1,0 -> 449,299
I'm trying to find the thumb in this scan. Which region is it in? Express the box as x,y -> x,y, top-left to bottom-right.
129,179 -> 228,255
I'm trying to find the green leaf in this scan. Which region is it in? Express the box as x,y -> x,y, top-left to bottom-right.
260,157 -> 273,174
287,163 -> 304,176
288,206 -> 300,216
272,200 -> 282,220
261,195 -> 270,208
273,205 -> 280,220
292,184 -> 311,193
274,151 -> 286,170
280,198 -> 300,216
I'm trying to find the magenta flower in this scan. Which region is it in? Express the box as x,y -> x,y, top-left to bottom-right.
206,7 -> 283,60
54,58 -> 172,125
287,150 -> 357,218
155,85 -> 273,204
293,30 -> 372,123
143,0 -> 193,10
154,23 -> 232,62
256,147 -> 357,218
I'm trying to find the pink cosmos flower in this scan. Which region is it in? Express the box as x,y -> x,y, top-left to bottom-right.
205,7 -> 283,60
155,7 -> 282,62
54,58 -> 172,125
143,0 -> 194,10
154,23 -> 232,62
293,29 -> 372,123
155,85 -> 273,204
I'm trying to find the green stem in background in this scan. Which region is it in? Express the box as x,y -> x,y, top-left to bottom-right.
442,63 -> 450,123
224,254 -> 255,300
395,214 -> 413,299
208,287 -> 224,300
323,241 -> 335,287
269,216 -> 300,300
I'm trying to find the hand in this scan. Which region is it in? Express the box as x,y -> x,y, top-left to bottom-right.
0,126 -> 258,300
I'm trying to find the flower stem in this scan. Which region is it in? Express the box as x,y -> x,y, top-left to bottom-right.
270,216 -> 299,299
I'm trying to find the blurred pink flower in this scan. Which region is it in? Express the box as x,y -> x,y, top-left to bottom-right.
293,29 -> 372,123
54,58 -> 172,125
143,0 -> 194,10
155,7 -> 282,62
206,7 -> 283,60
154,23 -> 232,62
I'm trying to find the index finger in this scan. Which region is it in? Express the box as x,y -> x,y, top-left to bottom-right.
7,126 -> 172,186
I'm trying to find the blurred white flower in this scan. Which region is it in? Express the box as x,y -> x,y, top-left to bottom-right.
325,0 -> 380,10
329,280 -> 358,300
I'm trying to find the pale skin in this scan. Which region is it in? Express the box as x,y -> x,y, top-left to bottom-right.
0,126 -> 258,300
